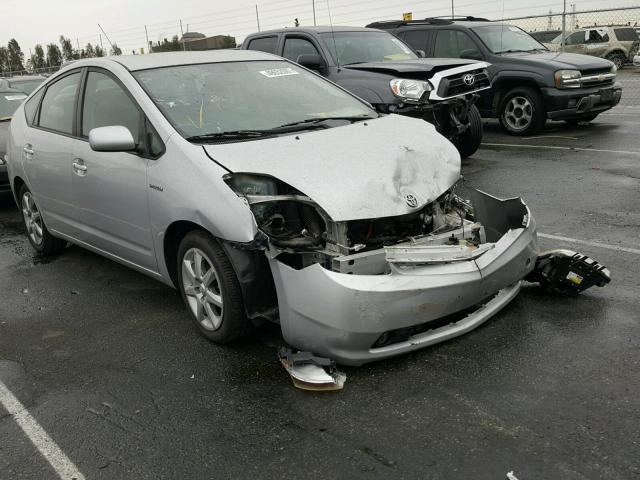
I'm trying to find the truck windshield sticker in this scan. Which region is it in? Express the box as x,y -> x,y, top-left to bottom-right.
259,68 -> 300,78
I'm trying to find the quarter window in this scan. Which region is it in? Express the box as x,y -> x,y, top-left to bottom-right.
38,72 -> 81,134
23,88 -> 44,125
82,71 -> 140,140
434,30 -> 478,58
282,37 -> 320,63
247,36 -> 278,54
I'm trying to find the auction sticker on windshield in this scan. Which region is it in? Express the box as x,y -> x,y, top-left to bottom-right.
259,68 -> 300,78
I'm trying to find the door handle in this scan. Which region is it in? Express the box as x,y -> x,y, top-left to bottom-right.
72,159 -> 87,176
23,144 -> 34,158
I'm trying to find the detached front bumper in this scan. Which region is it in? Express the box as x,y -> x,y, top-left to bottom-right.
543,82 -> 622,120
269,190 -> 539,366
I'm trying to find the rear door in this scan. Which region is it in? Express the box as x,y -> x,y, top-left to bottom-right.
71,68 -> 157,271
23,69 -> 83,238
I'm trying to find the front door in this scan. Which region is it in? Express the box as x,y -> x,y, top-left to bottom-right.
71,69 -> 157,272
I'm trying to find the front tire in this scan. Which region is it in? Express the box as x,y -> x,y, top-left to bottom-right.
19,185 -> 66,254
453,105 -> 483,159
177,230 -> 250,344
498,87 -> 546,136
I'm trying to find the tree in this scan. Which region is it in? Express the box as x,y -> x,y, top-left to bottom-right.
110,43 -> 122,56
46,43 -> 62,66
32,44 -> 46,70
59,35 -> 75,61
0,47 -> 8,73
94,45 -> 104,57
85,43 -> 95,58
7,38 -> 25,72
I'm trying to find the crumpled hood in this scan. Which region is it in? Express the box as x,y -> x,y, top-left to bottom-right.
344,58 -> 481,75
503,51 -> 614,71
204,115 -> 461,221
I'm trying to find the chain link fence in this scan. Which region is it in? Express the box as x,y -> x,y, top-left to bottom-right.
502,7 -> 640,107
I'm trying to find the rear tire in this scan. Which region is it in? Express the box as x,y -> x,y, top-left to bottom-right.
453,105 -> 483,159
177,230 -> 251,344
19,185 -> 66,255
498,87 -> 546,136
605,52 -> 625,70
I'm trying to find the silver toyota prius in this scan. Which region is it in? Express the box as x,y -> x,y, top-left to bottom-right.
6,50 -> 539,366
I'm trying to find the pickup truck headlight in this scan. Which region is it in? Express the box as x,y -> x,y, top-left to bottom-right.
554,69 -> 582,89
390,78 -> 432,102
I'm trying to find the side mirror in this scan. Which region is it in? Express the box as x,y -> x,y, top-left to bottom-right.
296,54 -> 326,71
460,49 -> 484,61
89,126 -> 136,152
416,50 -> 426,58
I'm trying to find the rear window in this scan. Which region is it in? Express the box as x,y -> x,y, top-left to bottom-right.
247,36 -> 278,54
614,28 -> 639,42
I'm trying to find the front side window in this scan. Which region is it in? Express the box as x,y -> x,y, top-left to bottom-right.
38,72 -> 81,134
319,31 -> 417,65
82,71 -> 141,140
564,31 -> 585,46
434,30 -> 478,58
472,25 -> 546,53
282,37 -> 320,63
247,36 -> 278,54
133,60 -> 376,139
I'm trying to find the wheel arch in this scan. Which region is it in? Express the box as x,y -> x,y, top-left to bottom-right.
490,76 -> 544,117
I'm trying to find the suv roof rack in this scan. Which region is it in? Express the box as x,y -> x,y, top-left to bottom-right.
366,16 -> 490,29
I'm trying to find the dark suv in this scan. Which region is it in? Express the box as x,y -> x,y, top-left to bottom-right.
241,26 -> 491,158
369,18 -> 622,135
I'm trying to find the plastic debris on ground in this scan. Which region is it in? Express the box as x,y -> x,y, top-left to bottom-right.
278,347 -> 347,391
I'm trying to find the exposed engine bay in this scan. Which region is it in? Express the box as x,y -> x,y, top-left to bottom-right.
225,173 -> 506,275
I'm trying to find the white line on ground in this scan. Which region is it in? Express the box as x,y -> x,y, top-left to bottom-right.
601,112 -> 640,117
539,233 -> 640,255
481,142 -> 640,156
0,380 -> 85,480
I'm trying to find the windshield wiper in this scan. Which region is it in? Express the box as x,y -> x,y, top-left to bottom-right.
186,130 -> 273,143
496,49 -> 537,54
0,117 -> 12,122
275,115 -> 376,129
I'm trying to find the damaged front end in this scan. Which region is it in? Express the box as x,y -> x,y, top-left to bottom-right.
225,173 -> 540,366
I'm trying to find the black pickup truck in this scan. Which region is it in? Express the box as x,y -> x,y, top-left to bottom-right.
242,26 -> 492,158
368,18 -> 622,135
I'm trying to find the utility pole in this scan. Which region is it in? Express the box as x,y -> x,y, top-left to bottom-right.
312,0 -> 316,26
451,0 -> 454,19
571,3 -> 576,29
145,26 -> 151,53
547,9 -> 553,30
561,0 -> 566,52
255,4 -> 261,32
98,24 -> 115,54
179,19 -> 186,51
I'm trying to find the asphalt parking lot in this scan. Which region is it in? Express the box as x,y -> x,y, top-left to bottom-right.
1,109 -> 639,479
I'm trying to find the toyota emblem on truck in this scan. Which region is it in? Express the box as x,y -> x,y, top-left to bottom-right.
463,74 -> 475,86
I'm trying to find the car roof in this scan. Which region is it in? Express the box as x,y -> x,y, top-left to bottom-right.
63,50 -> 283,72
248,25 -> 382,36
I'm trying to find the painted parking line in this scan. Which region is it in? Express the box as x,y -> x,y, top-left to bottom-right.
481,142 -> 640,156
538,233 -> 640,256
0,380 -> 85,480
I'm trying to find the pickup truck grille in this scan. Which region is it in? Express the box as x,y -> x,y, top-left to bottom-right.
437,68 -> 491,98
579,68 -> 616,88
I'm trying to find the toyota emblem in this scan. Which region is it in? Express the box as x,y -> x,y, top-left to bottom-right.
463,73 -> 475,86
405,194 -> 419,208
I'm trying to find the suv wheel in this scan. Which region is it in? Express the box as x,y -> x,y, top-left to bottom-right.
499,87 -> 546,136
605,52 -> 625,70
177,230 -> 251,344
453,105 -> 482,159
19,185 -> 66,254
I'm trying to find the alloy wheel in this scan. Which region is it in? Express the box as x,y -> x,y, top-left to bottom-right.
503,96 -> 533,131
21,191 -> 44,246
181,247 -> 224,331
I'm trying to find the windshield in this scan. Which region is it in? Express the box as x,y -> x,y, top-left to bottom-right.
473,25 -> 547,54
134,60 -> 376,139
0,92 -> 27,120
319,31 -> 418,65
10,79 -> 44,95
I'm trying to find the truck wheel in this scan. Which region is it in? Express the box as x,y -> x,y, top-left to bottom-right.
177,230 -> 251,344
498,87 -> 546,136
605,52 -> 625,70
19,184 -> 66,255
453,105 -> 482,159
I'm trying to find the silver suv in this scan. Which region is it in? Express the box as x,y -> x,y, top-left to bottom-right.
6,51 -> 539,365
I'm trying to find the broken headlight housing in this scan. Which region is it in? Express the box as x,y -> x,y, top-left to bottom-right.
554,69 -> 582,89
390,78 -> 432,102
224,173 -> 325,250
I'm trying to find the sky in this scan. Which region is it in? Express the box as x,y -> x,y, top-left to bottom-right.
0,0 -> 638,55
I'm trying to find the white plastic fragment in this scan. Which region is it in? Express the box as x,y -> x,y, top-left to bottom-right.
506,471 -> 519,480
